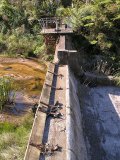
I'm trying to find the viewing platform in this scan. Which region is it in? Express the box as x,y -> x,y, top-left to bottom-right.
39,17 -> 73,35
40,28 -> 73,35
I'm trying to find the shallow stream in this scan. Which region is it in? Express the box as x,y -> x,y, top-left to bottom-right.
0,58 -> 47,123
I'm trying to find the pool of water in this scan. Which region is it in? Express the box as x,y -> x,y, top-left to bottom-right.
0,59 -> 47,123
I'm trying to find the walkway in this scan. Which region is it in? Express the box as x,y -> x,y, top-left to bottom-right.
40,28 -> 73,35
24,35 -> 68,160
41,36 -> 67,160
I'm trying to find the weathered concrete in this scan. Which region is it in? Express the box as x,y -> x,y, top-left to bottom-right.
57,36 -> 83,74
41,65 -> 67,160
79,85 -> 120,160
25,35 -> 68,160
56,35 -> 88,160
40,28 -> 73,35
41,35 -> 67,160
24,63 -> 55,160
66,67 -> 88,160
25,31 -> 120,160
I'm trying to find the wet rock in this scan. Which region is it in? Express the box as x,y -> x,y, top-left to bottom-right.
4,66 -> 12,70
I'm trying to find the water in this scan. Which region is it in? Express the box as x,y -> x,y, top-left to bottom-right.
0,60 -> 47,122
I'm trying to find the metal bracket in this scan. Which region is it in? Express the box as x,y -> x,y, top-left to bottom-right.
47,111 -> 63,118
38,106 -> 48,113
39,101 -> 63,118
40,101 -> 62,109
50,62 -> 57,65
30,142 -> 62,155
48,70 -> 64,78
45,83 -> 63,90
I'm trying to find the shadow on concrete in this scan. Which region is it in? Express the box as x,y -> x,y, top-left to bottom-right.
79,85 -> 120,160
40,64 -> 59,160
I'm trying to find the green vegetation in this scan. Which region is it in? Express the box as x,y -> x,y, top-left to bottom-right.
0,32 -> 45,58
0,1 -> 69,159
0,0 -> 75,59
0,0 -> 120,159
36,0 -> 60,17
66,0 -> 120,76
0,114 -> 33,160
55,0 -> 120,78
0,0 -> 59,59
0,77 -> 14,110
0,61 -> 46,159
71,1 -> 120,48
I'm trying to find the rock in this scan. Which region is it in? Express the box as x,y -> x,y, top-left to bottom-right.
4,66 -> 12,70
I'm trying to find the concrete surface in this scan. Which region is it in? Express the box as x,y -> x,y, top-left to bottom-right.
39,35 -> 68,160
79,85 -> 120,160
66,67 -> 88,160
57,35 -> 88,160
40,28 -> 73,35
24,63 -> 55,160
41,64 -> 67,160
24,33 -> 120,160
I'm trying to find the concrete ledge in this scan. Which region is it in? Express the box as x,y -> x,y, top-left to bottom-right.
24,63 -> 55,160
40,28 -> 73,35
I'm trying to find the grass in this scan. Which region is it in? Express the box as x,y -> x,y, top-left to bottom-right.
0,60 -> 46,159
0,113 -> 33,160
0,77 -> 14,110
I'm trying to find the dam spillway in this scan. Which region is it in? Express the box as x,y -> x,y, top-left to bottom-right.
24,34 -> 88,160
24,20 -> 120,160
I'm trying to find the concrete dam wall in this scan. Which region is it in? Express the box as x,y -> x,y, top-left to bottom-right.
78,84 -> 120,160
25,34 -> 120,160
66,67 -> 88,160
66,66 -> 120,160
59,35 -> 120,160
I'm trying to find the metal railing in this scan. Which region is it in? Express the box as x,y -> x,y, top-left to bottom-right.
38,17 -> 73,34
38,17 -> 61,29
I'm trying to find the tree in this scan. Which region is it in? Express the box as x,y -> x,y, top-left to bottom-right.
70,0 -> 120,69
36,0 -> 61,17
61,0 -> 72,7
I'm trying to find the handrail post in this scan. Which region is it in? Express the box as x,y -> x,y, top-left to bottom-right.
56,17 -> 59,31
